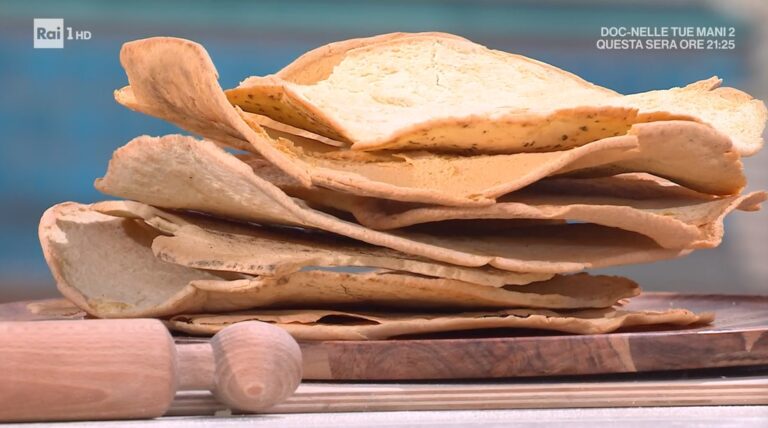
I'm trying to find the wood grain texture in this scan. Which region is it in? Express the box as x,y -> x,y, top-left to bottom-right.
167,371 -> 768,414
210,321 -> 303,412
175,343 -> 214,391
0,319 -> 177,422
3,294 -> 767,381
172,294 -> 768,380
0,319 -> 303,422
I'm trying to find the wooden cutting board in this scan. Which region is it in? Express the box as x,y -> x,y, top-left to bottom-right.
4,293 -> 768,381
175,293 -> 768,380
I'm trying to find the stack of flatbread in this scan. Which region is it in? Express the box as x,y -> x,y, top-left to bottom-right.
39,32 -> 767,340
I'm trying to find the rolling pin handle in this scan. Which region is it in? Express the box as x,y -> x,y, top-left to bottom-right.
210,321 -> 302,412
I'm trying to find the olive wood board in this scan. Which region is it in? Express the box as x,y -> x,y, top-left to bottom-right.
2,293 -> 767,380
177,293 -> 768,380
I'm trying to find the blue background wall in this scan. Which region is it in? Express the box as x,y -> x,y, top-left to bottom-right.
0,1 -> 764,301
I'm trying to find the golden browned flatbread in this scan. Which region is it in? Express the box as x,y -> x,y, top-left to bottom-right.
95,135 -> 689,273
116,37 -> 745,201
228,34 -> 631,153
168,307 -> 713,339
259,118 -> 744,197
239,118 -> 746,199
39,202 -> 638,318
227,33 -> 765,156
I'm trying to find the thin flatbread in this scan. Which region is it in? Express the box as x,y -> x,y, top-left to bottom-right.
261,32 -> 470,146
238,159 -> 761,249
621,77 -> 766,158
228,33 -> 766,156
168,307 -> 713,339
242,119 -> 745,197
39,202 -> 226,318
252,118 -> 745,197
553,120 -> 744,195
116,37 -> 744,201
185,271 -> 640,312
246,111 -> 346,148
38,202 -> 637,318
275,32 -> 471,86
93,200 -> 550,287
95,135 -> 689,273
345,178 -> 766,249
229,33 -> 631,152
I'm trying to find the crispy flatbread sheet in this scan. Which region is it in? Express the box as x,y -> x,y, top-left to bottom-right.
228,33 -> 766,156
253,32 -> 432,148
275,32 -> 470,86
556,120 -> 744,195
185,271 -> 640,312
259,119 -> 744,197
262,126 -> 638,203
345,180 -> 767,250
555,120 -> 744,194
116,37 -> 746,204
245,111 -> 346,148
261,32 -> 489,146
93,200 -> 550,287
240,159 -> 761,249
115,35 -> 636,206
168,307 -> 713,339
115,40 -> 312,187
95,135 -> 689,273
38,202 -> 638,318
39,202 -> 227,318
229,34 -> 630,153
239,120 -> 745,199
621,77 -> 766,157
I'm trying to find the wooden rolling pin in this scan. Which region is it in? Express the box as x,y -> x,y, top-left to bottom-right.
0,319 -> 302,422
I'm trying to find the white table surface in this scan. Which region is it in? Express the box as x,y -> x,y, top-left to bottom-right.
8,406 -> 768,428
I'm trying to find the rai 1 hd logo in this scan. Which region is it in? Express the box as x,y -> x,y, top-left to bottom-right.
33,19 -> 92,49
